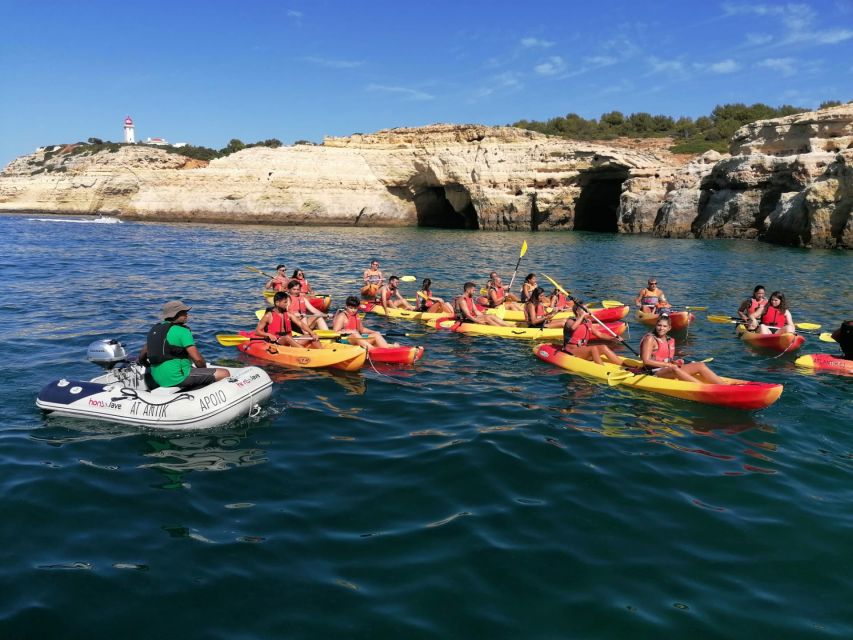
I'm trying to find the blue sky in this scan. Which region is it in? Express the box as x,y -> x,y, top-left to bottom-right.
2,0 -> 852,166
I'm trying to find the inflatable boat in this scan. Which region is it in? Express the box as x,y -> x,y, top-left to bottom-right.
36,339 -> 273,430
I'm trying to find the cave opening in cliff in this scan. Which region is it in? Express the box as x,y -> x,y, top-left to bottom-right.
574,170 -> 628,232
414,185 -> 479,230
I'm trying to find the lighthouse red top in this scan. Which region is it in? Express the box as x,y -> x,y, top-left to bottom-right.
124,116 -> 133,125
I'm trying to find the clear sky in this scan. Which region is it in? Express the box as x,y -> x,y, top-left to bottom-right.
2,0 -> 852,166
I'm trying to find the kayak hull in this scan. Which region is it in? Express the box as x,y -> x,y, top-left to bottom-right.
263,291 -> 331,312
361,302 -> 449,322
637,310 -> 694,330
736,325 -> 805,353
533,343 -> 783,411
237,334 -> 366,371
485,305 -> 630,323
795,353 -> 853,374
427,318 -> 563,339
367,345 -> 425,364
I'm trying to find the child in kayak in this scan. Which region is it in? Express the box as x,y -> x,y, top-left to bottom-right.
640,315 -> 727,384
750,291 -> 795,335
415,278 -> 453,314
636,277 -> 671,314
525,287 -> 563,328
561,300 -> 625,365
454,282 -> 510,326
333,296 -> 396,350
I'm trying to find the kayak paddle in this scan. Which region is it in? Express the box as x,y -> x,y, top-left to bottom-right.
216,333 -> 315,346
600,300 -> 625,308
399,275 -> 417,282
819,332 -> 836,343
507,240 -> 528,291
708,315 -> 821,331
246,265 -> 276,279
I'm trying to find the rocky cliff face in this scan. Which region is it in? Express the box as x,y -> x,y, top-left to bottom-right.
655,103 -> 853,248
2,107 -> 851,248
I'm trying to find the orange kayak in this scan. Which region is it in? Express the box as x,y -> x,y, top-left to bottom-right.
736,325 -> 804,353
637,310 -> 694,330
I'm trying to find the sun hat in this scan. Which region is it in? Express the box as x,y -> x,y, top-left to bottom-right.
160,300 -> 191,320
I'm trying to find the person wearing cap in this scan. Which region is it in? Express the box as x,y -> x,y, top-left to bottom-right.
265,264 -> 288,292
138,300 -> 230,390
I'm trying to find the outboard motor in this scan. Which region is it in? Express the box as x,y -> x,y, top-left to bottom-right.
86,339 -> 129,370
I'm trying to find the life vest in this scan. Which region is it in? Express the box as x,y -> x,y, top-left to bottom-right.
298,279 -> 310,294
761,305 -> 786,328
292,296 -> 308,315
271,279 -> 286,292
645,334 -> 675,362
489,285 -> 505,307
565,320 -> 592,346
746,297 -> 764,315
417,290 -> 432,311
456,296 -> 478,321
340,310 -> 360,332
528,302 -> 546,326
266,310 -> 292,337
553,292 -> 569,310
375,286 -> 392,304
146,322 -> 189,365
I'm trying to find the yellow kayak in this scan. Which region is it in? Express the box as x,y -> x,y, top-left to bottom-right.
485,304 -> 630,323
427,318 -> 563,339
360,302 -> 447,321
533,343 -> 783,410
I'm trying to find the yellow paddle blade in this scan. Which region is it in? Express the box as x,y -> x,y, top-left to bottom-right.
606,370 -> 634,386
400,275 -> 416,282
480,287 -> 488,296
314,330 -> 343,338
246,265 -> 274,279
819,332 -> 836,343
601,300 -> 624,308
255,309 -> 265,320
707,315 -> 737,324
684,306 -> 708,311
216,334 -> 250,346
520,240 -> 528,258
541,273 -> 569,296
796,322 -> 821,330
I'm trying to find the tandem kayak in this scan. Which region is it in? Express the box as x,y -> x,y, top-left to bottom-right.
485,305 -> 631,323
263,291 -> 331,312
427,318 -> 628,340
236,332 -> 366,371
736,325 -> 805,353
364,345 -> 425,364
36,339 -> 273,430
794,353 -> 853,375
533,343 -> 783,411
360,302 -> 450,322
637,310 -> 694,330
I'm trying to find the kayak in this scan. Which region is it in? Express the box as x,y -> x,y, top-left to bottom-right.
533,343 -> 783,411
365,345 -> 425,365
361,283 -> 379,299
794,353 -> 853,374
360,301 -> 449,321
637,310 -> 694,330
736,325 -> 805,353
236,332 -> 366,371
485,305 -> 631,323
427,317 -> 627,340
263,291 -> 331,312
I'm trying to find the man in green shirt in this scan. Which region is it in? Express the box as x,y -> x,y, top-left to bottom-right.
138,300 -> 230,389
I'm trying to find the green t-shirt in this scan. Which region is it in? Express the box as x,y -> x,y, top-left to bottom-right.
150,324 -> 195,387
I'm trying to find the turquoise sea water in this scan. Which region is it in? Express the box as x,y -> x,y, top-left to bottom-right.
0,213 -> 851,638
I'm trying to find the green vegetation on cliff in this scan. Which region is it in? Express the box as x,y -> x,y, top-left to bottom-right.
512,101 -> 846,153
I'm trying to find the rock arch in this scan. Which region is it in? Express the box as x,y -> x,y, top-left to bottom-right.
414,183 -> 479,229
574,168 -> 630,232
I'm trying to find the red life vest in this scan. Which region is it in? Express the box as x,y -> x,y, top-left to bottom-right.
489,285 -> 505,307
298,279 -> 310,294
418,290 -> 432,310
747,297 -> 764,315
292,296 -> 308,315
266,311 -> 292,337
645,335 -> 675,362
761,305 -> 786,328
342,310 -> 360,331
457,296 -> 478,320
566,321 -> 592,346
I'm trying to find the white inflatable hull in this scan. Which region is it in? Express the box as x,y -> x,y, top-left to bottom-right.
36,364 -> 273,431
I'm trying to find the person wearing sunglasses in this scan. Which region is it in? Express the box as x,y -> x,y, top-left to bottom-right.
636,278 -> 671,314
265,264 -> 288,292
361,260 -> 384,299
291,268 -> 314,295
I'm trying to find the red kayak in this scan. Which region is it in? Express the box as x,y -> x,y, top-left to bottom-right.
736,325 -> 805,353
588,305 -> 630,322
365,345 -> 425,365
264,291 -> 331,312
795,353 -> 853,374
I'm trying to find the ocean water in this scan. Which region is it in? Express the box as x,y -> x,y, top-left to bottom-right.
0,213 -> 850,638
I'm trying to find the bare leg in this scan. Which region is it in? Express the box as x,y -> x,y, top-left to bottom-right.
681,362 -> 728,385
595,345 -> 624,366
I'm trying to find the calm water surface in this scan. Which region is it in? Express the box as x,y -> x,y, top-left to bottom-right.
0,214 -> 851,638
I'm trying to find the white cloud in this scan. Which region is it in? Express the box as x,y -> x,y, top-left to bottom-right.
470,72 -> 523,100
757,57 -> 797,76
287,10 -> 303,18
723,3 -> 851,47
583,55 -> 618,66
366,84 -> 434,101
708,59 -> 740,73
648,57 -> 687,75
746,33 -> 773,45
534,56 -> 565,75
303,56 -> 365,69
520,37 -> 554,48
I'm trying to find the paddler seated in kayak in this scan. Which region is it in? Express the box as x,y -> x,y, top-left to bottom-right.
487,273 -> 523,311
454,282 -> 511,326
287,280 -> 330,331
525,287 -> 564,328
265,264 -> 288,292
636,277 -> 671,314
376,275 -> 415,311
520,273 -> 539,304
138,300 -> 231,389
332,296 -> 397,350
561,299 -> 625,365
415,278 -> 453,314
831,320 -> 853,358
749,290 -> 795,335
255,292 -> 321,348
737,284 -> 767,322
548,287 -> 572,311
361,260 -> 384,299
640,315 -> 728,384
291,268 -> 314,295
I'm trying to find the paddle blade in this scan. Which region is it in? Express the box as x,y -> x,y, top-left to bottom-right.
684,306 -> 708,311
606,370 -> 633,386
796,322 -> 821,330
707,315 -> 738,324
255,309 -> 265,320
493,305 -> 506,320
542,273 -> 569,296
601,300 -> 624,308
819,332 -> 836,343
519,240 -> 528,258
216,334 -> 250,346
400,275 -> 416,282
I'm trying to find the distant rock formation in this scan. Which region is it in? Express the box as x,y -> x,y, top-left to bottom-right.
2,106 -> 851,248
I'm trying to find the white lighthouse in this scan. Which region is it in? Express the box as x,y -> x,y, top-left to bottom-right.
123,116 -> 135,144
